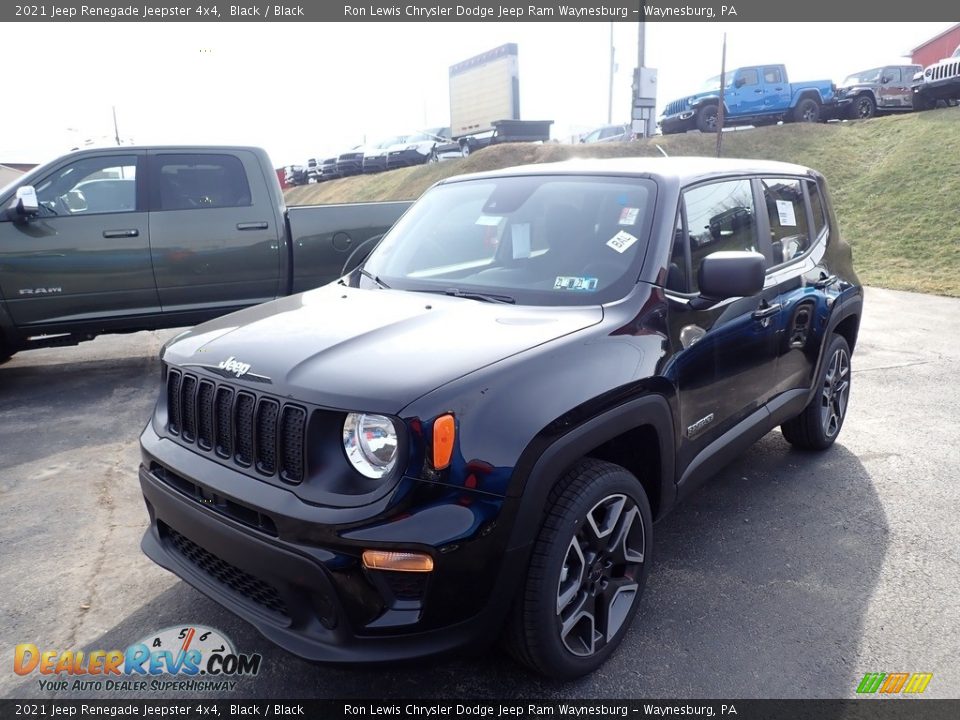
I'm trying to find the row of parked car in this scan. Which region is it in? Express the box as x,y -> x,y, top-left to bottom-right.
658,46 -> 960,134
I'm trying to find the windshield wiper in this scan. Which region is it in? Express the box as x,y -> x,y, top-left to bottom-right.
416,287 -> 516,304
358,268 -> 390,289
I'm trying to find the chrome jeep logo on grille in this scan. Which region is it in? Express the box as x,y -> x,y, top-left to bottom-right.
218,356 -> 252,378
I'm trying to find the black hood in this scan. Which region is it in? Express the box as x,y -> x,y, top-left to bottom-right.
163,284 -> 602,414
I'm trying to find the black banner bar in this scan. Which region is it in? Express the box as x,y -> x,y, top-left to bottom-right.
1,1 -> 958,22
2,700 -> 960,720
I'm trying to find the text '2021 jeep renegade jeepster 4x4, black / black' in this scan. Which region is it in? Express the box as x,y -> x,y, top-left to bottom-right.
139,158 -> 862,679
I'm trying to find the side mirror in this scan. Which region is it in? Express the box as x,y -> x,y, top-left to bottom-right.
697,251 -> 765,302
734,76 -> 747,89
880,76 -> 891,84
7,185 -> 40,220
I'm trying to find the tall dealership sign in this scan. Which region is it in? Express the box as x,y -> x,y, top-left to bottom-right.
449,43 -> 520,137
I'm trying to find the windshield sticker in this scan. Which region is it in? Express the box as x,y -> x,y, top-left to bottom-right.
554,276 -> 599,291
476,215 -> 504,226
619,207 -> 640,225
776,200 -> 797,227
511,224 -> 531,259
607,230 -> 638,254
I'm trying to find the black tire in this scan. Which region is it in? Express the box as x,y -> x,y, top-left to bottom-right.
0,337 -> 13,366
793,97 -> 821,123
459,141 -> 471,158
695,104 -> 719,133
848,94 -> 876,120
912,91 -> 934,111
505,459 -> 653,679
781,334 -> 852,450
426,148 -> 439,164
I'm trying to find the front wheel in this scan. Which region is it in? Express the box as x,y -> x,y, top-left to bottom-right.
849,94 -> 876,120
695,104 -> 719,133
781,334 -> 851,450
505,459 -> 652,679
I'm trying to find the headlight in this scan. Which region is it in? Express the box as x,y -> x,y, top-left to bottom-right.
342,413 -> 399,479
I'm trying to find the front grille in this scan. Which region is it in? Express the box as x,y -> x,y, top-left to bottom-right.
162,523 -> 289,618
166,368 -> 307,484
664,99 -> 687,117
931,61 -> 959,81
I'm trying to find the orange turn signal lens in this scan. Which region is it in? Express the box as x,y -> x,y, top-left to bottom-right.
362,550 -> 434,573
433,414 -> 455,470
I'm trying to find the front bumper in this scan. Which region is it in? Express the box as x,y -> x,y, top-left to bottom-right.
138,425 -> 525,663
386,148 -> 428,169
658,109 -> 696,133
363,156 -> 387,173
914,77 -> 960,101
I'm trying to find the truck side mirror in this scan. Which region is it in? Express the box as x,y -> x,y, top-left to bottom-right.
7,185 -> 40,220
696,251 -> 765,303
735,76 -> 746,89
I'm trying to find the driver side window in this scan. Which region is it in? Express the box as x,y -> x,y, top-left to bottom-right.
35,155 -> 138,216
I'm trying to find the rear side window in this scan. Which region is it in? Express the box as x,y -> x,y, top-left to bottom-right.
761,178 -> 810,265
808,180 -> 827,237
151,153 -> 251,211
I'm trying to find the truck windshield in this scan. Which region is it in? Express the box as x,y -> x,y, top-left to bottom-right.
843,68 -> 882,85
700,74 -> 735,92
362,175 -> 656,306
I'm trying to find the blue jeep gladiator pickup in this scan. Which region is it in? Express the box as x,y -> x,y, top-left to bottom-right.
659,64 -> 836,134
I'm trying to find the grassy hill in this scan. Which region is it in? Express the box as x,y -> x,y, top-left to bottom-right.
285,109 -> 960,296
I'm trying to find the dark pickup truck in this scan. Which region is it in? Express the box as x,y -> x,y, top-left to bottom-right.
0,146 -> 411,363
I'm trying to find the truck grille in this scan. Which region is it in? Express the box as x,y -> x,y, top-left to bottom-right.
664,99 -> 687,117
166,368 -> 307,484
930,60 -> 960,81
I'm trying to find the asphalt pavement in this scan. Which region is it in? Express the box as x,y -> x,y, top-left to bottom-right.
1,286 -> 957,699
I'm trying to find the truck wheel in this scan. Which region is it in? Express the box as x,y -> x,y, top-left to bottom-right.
426,148 -> 439,164
459,141 -> 471,158
912,92 -> 934,111
849,94 -> 876,119
781,334 -> 851,450
794,98 -> 821,123
695,104 -> 719,133
505,459 -> 652,679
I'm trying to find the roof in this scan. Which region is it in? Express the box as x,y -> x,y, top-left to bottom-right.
440,156 -> 818,187
910,23 -> 960,53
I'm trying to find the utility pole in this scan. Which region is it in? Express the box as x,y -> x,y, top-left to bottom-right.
607,22 -> 615,124
716,34 -> 727,158
632,17 -> 657,138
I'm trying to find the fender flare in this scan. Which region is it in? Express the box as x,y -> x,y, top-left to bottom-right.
802,289 -> 863,408
505,394 -> 676,552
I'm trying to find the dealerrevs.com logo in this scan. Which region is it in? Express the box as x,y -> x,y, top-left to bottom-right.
14,625 -> 262,693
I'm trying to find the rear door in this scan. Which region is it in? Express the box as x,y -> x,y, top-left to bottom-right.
0,151 -> 158,328
147,150 -> 281,314
761,66 -> 791,111
878,67 -> 911,107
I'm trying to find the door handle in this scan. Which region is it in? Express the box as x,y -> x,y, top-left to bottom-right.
237,221 -> 268,231
814,274 -> 838,289
754,89 -> 764,94
751,302 -> 781,320
103,229 -> 139,238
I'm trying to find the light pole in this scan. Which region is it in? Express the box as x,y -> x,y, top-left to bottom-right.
607,22 -> 615,124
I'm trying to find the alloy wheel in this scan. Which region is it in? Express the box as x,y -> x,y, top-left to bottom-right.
821,347 -> 850,438
556,494 -> 645,657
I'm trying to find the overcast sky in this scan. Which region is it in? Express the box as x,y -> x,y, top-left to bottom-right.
0,21 -> 954,166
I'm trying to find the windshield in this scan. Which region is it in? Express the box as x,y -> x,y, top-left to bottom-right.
406,132 -> 436,143
954,45 -> 960,58
842,68 -> 882,85
699,74 -> 734,92
362,175 -> 657,306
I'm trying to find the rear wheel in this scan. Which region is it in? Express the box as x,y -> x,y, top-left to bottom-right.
505,459 -> 652,679
794,98 -> 821,123
781,334 -> 851,450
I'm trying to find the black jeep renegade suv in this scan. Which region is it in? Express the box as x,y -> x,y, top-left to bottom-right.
138,158 -> 862,678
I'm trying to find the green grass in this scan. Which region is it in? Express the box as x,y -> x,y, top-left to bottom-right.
286,109 -> 960,296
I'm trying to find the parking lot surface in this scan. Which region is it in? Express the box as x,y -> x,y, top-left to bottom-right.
1,286 -> 958,699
